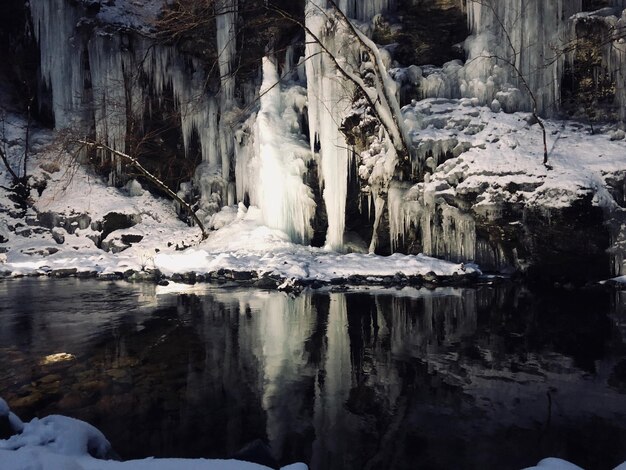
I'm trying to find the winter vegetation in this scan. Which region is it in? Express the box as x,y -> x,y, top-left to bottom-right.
1,0 -> 626,468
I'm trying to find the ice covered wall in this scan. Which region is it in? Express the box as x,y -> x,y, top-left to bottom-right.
87,33 -> 137,183
466,0 -> 582,113
388,182 -> 476,262
336,0 -> 394,22
215,0 -> 238,204
608,10 -> 626,121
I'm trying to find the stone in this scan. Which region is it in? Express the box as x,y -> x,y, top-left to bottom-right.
51,227 -> 66,244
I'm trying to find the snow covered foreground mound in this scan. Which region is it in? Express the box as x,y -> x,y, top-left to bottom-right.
0,398 -> 306,470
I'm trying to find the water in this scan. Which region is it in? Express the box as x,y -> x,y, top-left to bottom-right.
1,278 -> 625,469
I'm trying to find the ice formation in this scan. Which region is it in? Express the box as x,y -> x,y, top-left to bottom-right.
418,1 -> 584,115
336,0 -> 394,22
30,0 -> 86,128
30,0 -> 235,207
568,5 -> 626,121
215,0 -> 238,197
305,1 -> 355,250
254,58 -> 315,244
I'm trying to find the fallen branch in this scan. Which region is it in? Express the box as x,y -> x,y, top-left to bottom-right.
78,140 -> 209,240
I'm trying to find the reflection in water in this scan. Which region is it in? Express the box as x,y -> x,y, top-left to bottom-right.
1,279 -> 625,469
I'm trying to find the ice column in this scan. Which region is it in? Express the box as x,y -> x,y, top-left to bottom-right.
30,0 -> 86,127
336,0 -> 394,21
305,1 -> 355,250
87,34 -> 128,154
610,11 -> 626,121
256,58 -> 316,244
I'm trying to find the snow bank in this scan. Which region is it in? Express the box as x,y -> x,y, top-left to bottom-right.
153,205 -> 476,282
522,457 -> 584,470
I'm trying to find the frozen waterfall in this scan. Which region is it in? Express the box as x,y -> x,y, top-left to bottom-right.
256,58 -> 316,244
418,0 -> 583,115
305,1 -> 355,250
30,0 -> 86,128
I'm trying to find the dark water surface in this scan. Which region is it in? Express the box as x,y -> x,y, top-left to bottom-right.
1,278 -> 625,469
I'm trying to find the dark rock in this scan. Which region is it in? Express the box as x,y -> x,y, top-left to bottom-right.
76,270 -> 98,278
0,414 -> 15,439
51,228 -> 65,244
98,272 -> 124,280
232,439 -> 278,469
232,270 -> 254,281
120,234 -> 143,244
254,277 -> 279,289
37,211 -> 63,229
182,272 -> 196,284
50,268 -> 77,278
100,213 -> 141,241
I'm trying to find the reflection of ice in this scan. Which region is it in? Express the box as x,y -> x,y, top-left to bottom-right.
311,294 -> 351,469
3,282 -> 625,468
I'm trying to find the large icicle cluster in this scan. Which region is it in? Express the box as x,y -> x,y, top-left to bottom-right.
336,0 -> 394,22
418,0 -> 583,115
30,0 -> 235,213
562,4 -> 626,121
305,0 -> 356,250
235,58 -> 316,244
30,0 -> 86,128
215,0 -> 238,204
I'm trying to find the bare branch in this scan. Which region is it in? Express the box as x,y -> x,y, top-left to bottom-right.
78,139 -> 209,240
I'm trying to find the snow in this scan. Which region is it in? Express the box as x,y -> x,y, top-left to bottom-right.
153,206 -> 474,281
521,458 -> 584,470
379,98 -> 626,271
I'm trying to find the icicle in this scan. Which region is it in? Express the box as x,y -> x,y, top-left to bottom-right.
215,0 -> 238,191
423,1 -> 584,114
30,0 -> 86,127
305,2 -> 354,250
87,34 -> 127,154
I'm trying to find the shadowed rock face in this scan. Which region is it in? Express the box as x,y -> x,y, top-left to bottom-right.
391,0 -> 468,67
